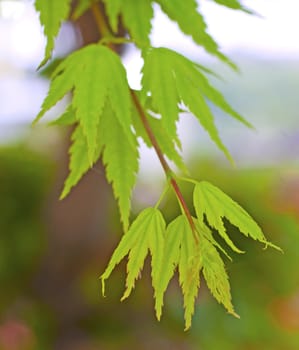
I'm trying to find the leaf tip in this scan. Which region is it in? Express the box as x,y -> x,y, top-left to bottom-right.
262,240 -> 283,253
100,276 -> 106,297
230,310 -> 240,319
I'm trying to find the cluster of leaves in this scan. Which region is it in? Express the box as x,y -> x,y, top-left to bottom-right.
34,0 -> 279,329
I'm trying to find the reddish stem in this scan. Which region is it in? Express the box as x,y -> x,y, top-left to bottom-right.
131,91 -> 198,243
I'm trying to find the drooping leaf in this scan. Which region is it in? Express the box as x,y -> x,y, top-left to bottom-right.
141,47 -> 248,162
142,48 -> 180,137
199,230 -> 238,317
194,181 -> 280,251
102,0 -> 122,33
122,207 -> 165,300
156,0 -> 235,68
175,69 -> 233,163
180,61 -> 253,128
35,44 -> 133,162
101,102 -> 138,231
177,216 -> 201,330
60,124 -> 103,199
103,0 -> 153,47
196,220 -> 232,261
101,208 -> 166,300
154,215 -> 184,320
212,0 -> 256,15
121,0 -> 153,47
35,0 -> 72,66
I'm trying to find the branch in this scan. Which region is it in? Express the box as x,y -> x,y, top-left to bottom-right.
131,91 -> 198,243
91,3 -> 198,243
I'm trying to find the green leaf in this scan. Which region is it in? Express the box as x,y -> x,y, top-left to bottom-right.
193,181 -> 280,251
101,102 -> 138,231
154,215 -> 203,328
156,0 -> 236,68
60,124 -> 103,199
103,0 -> 153,47
35,0 -> 72,66
35,44 -> 133,162
212,0 -> 256,15
199,231 -> 238,317
181,64 -> 253,128
142,48 -> 180,137
101,208 -> 166,300
142,48 -> 246,162
121,0 -> 153,47
34,58 -> 77,125
154,215 -> 184,320
102,0 -> 122,33
175,69 -> 233,163
177,216 -> 201,330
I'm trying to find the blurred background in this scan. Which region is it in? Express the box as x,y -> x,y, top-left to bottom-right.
0,0 -> 298,349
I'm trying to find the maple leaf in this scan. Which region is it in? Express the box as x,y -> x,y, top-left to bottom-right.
35,44 -> 137,230
156,0 -> 236,68
212,0 -> 256,14
101,102 -> 139,231
35,0 -> 72,66
197,223 -> 238,318
103,0 -> 153,47
101,208 -> 166,299
193,181 -> 281,252
60,124 -> 103,199
142,47 -> 250,162
35,44 -> 133,161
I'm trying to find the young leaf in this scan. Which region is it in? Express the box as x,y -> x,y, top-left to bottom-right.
101,208 -> 166,301
35,44 -> 133,162
103,0 -> 153,47
142,47 -> 247,162
35,0 -> 72,66
212,0 -> 256,15
60,124 -> 103,199
174,69 -> 233,163
102,0 -> 122,33
142,48 -> 180,137
156,0 -> 235,68
177,216 -> 201,330
121,0 -> 153,47
101,102 -> 139,231
199,230 -> 238,318
193,181 -> 280,251
154,215 -> 184,320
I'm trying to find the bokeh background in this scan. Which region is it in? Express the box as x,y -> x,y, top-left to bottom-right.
0,0 -> 298,349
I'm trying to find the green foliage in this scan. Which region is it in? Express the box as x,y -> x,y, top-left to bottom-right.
35,44 -> 137,230
211,0 -> 255,14
34,0 -> 280,329
156,0 -> 235,68
141,47 -> 251,162
193,181 -> 281,252
101,208 -> 165,299
35,0 -> 72,66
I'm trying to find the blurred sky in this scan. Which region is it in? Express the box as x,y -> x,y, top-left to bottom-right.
0,0 -> 298,172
